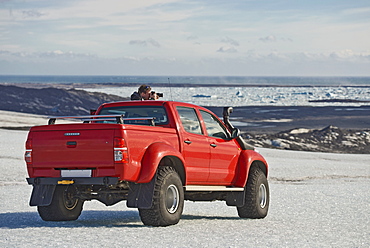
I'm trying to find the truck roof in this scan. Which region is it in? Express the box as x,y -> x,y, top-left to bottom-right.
98,100 -> 212,112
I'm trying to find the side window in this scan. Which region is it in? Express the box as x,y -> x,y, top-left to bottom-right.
176,107 -> 203,135
200,110 -> 230,139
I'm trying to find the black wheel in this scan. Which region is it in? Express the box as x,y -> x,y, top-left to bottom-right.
139,166 -> 184,226
237,166 -> 269,218
38,185 -> 84,221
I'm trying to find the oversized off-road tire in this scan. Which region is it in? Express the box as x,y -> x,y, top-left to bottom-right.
38,185 -> 84,221
237,166 -> 269,218
139,166 -> 184,226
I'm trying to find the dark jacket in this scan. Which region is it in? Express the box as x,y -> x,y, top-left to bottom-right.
130,91 -> 142,100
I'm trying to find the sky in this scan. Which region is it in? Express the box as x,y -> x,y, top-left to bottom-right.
0,0 -> 370,76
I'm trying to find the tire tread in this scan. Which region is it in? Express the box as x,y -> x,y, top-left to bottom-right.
139,166 -> 184,226
237,166 -> 269,219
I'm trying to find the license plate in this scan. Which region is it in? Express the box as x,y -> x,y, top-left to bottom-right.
61,170 -> 92,177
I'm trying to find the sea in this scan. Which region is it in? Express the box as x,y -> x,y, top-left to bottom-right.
1,75 -> 370,107
0,75 -> 370,87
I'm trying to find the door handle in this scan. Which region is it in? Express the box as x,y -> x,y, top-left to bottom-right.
184,140 -> 192,144
210,143 -> 217,147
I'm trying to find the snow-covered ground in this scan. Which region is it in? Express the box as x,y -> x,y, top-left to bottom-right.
0,128 -> 369,247
81,86 -> 370,107
0,110 -> 77,128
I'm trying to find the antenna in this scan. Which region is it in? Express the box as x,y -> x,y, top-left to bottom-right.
168,77 -> 173,101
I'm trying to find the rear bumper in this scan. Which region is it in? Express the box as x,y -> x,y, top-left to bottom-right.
27,177 -> 120,207
27,177 -> 119,186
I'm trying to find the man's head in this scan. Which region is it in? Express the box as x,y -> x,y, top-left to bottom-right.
138,85 -> 151,100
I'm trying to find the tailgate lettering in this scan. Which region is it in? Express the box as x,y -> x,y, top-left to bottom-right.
64,133 -> 80,136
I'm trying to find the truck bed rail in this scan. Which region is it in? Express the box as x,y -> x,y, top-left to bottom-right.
48,115 -> 156,126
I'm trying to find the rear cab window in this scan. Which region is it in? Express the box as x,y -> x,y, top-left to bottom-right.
98,105 -> 168,126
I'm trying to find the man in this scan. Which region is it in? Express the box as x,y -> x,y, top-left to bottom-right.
130,85 -> 159,100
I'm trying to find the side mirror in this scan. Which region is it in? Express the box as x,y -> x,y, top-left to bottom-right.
231,128 -> 240,139
223,107 -> 234,132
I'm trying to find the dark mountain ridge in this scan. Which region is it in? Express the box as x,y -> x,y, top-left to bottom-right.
0,85 -> 128,116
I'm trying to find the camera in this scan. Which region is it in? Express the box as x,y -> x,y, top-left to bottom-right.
151,91 -> 163,98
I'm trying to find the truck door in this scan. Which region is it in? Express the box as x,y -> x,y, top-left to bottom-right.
176,106 -> 210,184
199,110 -> 240,184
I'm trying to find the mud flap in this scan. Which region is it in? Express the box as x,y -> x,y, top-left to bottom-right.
126,177 -> 156,209
29,185 -> 56,206
226,191 -> 245,207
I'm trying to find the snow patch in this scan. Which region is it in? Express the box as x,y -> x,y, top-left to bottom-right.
289,128 -> 312,134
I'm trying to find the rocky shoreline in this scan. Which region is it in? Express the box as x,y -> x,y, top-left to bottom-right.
243,125 -> 370,154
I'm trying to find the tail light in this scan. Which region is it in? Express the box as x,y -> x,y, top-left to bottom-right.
25,139 -> 32,164
114,137 -> 129,163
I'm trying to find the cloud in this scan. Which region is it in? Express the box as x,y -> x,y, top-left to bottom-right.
0,50 -> 96,61
147,38 -> 161,48
22,10 -> 45,18
186,35 -> 198,40
217,37 -> 239,54
217,46 -> 237,53
221,37 -> 239,46
129,40 -> 147,46
343,7 -> 370,15
328,50 -> 370,62
129,38 -> 161,48
281,37 -> 293,42
259,35 -> 277,42
259,35 -> 293,43
1,48 -> 369,76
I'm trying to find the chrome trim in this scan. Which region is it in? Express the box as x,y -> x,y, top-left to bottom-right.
185,185 -> 244,192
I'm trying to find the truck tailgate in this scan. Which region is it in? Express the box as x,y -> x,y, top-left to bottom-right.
30,124 -> 118,168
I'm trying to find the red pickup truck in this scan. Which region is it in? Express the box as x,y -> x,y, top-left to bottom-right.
25,100 -> 269,226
